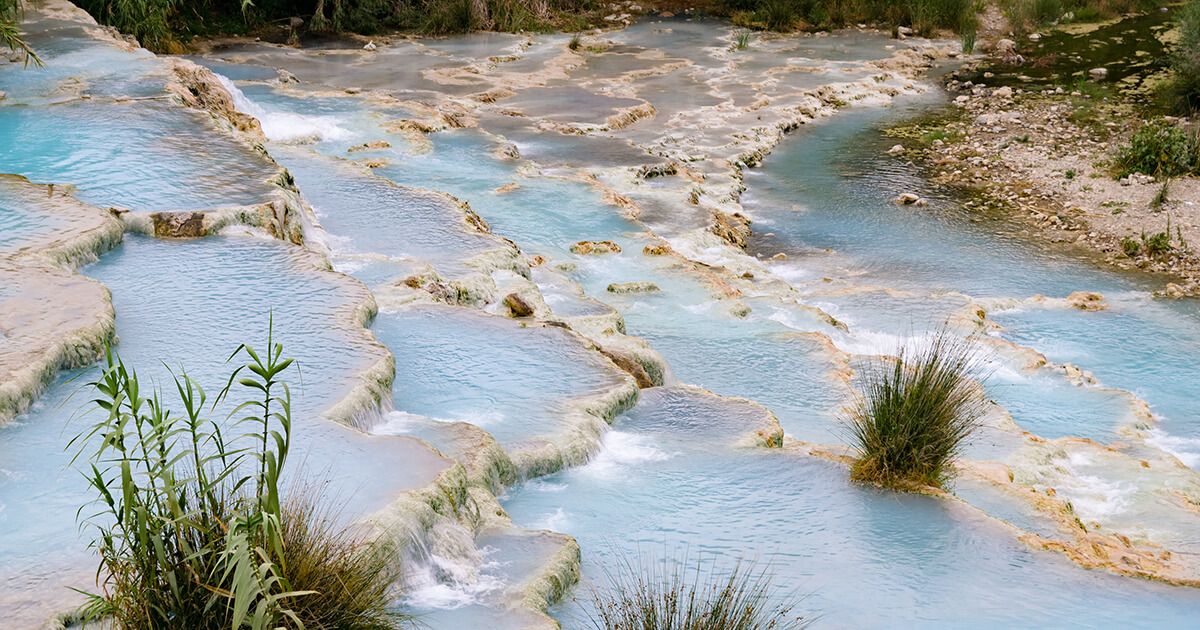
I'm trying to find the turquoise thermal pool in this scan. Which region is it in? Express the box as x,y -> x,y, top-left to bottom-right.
2,2 -> 1199,628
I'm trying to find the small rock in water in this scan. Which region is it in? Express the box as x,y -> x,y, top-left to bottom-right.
1028,33 -> 1042,41
895,192 -> 927,206
347,140 -> 391,153
503,293 -> 534,317
607,281 -> 660,294
887,144 -> 906,155
499,143 -> 520,159
1067,291 -> 1107,311
1089,67 -> 1108,80
363,40 -> 377,51
571,240 -> 622,255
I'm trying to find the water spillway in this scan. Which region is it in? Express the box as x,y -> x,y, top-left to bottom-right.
2,1 -> 1200,627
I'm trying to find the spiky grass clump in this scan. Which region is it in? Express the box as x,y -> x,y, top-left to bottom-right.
278,493 -> 405,629
589,554 -> 808,630
846,330 -> 987,490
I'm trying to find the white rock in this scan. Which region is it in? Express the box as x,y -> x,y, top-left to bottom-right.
896,192 -> 927,206
993,86 -> 1013,99
363,40 -> 377,51
1028,33 -> 1042,41
887,144 -> 906,155
1089,67 -> 1108,80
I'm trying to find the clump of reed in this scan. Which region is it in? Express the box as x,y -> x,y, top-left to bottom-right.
588,554 -> 808,630
845,329 -> 987,490
72,325 -> 403,629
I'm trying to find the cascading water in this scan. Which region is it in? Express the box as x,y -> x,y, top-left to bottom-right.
2,1 -> 1200,628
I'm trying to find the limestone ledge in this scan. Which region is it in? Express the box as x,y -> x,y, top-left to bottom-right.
0,262 -> 115,427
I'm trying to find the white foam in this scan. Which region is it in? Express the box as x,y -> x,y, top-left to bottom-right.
1049,452 -> 1135,521
403,550 -> 504,610
1146,428 -> 1200,468
526,479 -> 569,493
580,430 -> 673,478
530,506 -> 571,531
370,410 -> 426,434
216,73 -> 351,144
372,409 -> 505,435
769,262 -> 812,284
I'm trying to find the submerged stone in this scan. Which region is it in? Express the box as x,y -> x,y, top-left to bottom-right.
606,281 -> 660,293
570,239 -> 622,255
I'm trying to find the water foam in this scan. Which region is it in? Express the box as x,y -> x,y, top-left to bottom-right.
215,74 -> 352,144
529,506 -> 570,531
580,430 -> 673,478
1051,451 -> 1135,521
404,547 -> 505,610
1145,428 -> 1200,469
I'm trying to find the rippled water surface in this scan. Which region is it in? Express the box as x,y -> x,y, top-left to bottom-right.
2,6 -> 1199,628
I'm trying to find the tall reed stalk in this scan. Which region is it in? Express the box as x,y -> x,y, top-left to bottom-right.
72,323 -> 401,629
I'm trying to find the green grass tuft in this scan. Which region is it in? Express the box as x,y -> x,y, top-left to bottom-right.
846,329 -> 988,490
733,29 -> 752,50
588,553 -> 808,630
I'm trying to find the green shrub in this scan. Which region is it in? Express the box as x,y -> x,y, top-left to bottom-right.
760,0 -> 800,31
76,0 -> 184,52
1164,0 -> 1200,115
73,329 -> 401,629
846,329 -> 987,490
1121,235 -> 1141,256
1032,0 -> 1062,24
1142,229 -> 1172,255
421,0 -> 482,33
1115,121 -> 1200,178
909,0 -> 972,36
589,554 -> 808,630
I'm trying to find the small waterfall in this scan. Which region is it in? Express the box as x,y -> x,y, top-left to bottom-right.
402,520 -> 503,611
214,73 -> 352,144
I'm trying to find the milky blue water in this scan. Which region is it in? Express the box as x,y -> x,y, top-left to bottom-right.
0,235 -> 448,623
3,8 -> 1199,628
0,102 -> 276,210
504,387 -> 1200,628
